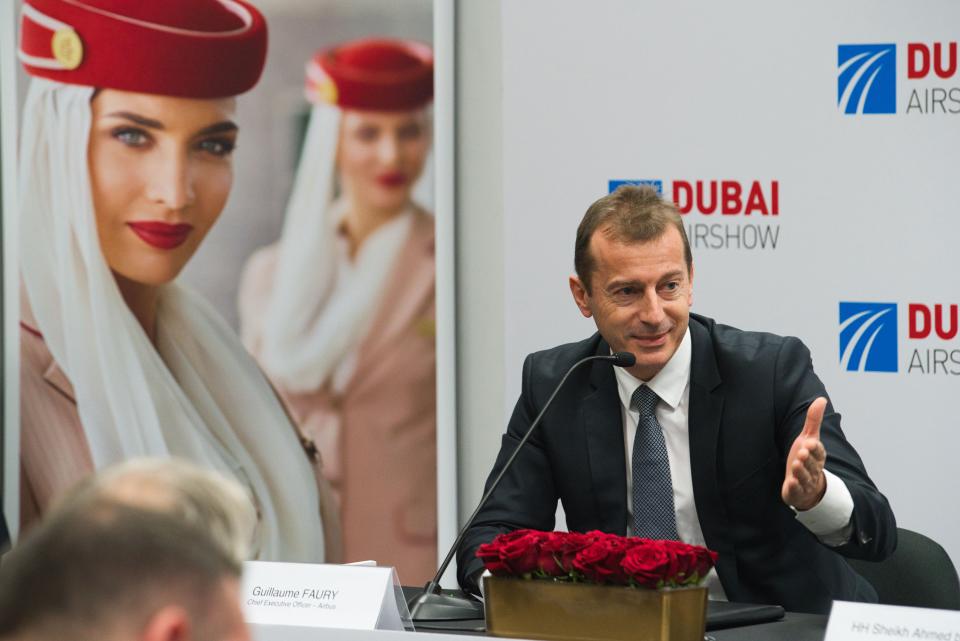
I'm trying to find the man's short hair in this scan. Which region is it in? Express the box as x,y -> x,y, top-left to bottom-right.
0,500 -> 241,641
574,185 -> 692,292
59,457 -> 259,562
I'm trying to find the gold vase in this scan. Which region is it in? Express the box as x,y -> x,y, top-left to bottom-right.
484,576 -> 708,641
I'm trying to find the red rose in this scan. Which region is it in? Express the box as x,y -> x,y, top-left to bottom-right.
538,531 -> 588,576
476,540 -> 511,575
621,541 -> 676,588
693,547 -> 719,579
583,530 -> 618,544
499,534 -> 542,574
476,529 -> 546,576
478,529 -> 718,587
494,529 -> 541,546
621,540 -> 719,587
664,541 -> 718,584
660,540 -> 697,585
572,534 -> 632,584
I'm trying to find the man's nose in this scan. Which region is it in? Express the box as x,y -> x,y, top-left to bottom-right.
146,152 -> 195,211
635,289 -> 666,326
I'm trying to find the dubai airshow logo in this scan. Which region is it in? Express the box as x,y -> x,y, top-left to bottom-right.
609,180 -> 662,194
838,301 -> 960,375
838,42 -> 959,115
839,302 -> 898,372
838,44 -> 896,115
608,178 -> 780,251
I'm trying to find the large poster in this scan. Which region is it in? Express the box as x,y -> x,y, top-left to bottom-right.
181,2 -> 442,583
6,0 -> 449,585
501,2 -> 959,563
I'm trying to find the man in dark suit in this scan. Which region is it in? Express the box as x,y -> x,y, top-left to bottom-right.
457,185 -> 896,614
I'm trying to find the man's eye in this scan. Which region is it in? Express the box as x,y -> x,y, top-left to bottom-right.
660,281 -> 683,297
609,287 -> 638,303
112,127 -> 149,147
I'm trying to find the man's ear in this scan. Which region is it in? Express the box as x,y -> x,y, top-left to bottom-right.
569,276 -> 593,318
687,262 -> 694,308
141,606 -> 191,641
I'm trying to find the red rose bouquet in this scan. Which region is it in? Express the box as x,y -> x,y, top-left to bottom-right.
477,530 -> 718,589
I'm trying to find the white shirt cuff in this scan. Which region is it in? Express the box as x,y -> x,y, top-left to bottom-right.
793,469 -> 854,547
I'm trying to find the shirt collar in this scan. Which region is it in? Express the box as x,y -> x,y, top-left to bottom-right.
613,326 -> 692,411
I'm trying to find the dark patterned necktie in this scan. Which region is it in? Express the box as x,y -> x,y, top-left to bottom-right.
631,385 -> 679,540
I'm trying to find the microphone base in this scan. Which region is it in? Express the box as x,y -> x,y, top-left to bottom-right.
408,583 -> 484,622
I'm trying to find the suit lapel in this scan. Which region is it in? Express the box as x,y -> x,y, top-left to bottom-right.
43,360 -> 76,403
687,318 -> 737,581
582,339 -> 629,534
22,286 -> 76,403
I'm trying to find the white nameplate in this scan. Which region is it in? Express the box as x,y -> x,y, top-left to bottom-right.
250,625 -> 486,641
241,561 -> 410,632
827,601 -> 960,641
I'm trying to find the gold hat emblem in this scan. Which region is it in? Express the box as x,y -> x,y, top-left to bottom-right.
315,76 -> 338,105
51,29 -> 83,70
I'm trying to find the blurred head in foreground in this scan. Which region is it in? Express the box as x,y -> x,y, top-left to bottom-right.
61,457 -> 260,562
0,499 -> 249,641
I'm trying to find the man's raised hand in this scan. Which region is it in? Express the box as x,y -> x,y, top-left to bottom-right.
781,397 -> 828,511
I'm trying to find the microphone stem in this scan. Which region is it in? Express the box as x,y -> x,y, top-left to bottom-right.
425,354 -> 611,592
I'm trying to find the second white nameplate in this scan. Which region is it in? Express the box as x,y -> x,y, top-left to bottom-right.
826,600 -> 960,641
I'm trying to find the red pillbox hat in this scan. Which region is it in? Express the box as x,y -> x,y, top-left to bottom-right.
19,0 -> 268,98
306,38 -> 433,111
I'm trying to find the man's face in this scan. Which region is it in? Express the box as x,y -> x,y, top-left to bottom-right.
570,226 -> 693,381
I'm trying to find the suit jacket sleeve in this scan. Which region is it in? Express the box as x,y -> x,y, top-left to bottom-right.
773,336 -> 897,560
456,352 -> 561,593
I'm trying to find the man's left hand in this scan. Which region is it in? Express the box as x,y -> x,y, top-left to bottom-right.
781,397 -> 828,511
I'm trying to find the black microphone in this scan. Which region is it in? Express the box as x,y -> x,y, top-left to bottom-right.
407,350 -> 636,622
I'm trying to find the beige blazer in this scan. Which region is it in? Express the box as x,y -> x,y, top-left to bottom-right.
240,210 -> 437,584
19,289 -> 93,530
18,289 -> 343,562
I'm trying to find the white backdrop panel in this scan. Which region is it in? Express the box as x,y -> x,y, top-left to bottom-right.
501,1 -> 960,567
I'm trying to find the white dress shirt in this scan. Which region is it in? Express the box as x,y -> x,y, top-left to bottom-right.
614,327 -> 855,600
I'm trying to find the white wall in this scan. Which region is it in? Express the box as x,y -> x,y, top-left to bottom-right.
454,0 -> 960,573
454,0 -> 505,523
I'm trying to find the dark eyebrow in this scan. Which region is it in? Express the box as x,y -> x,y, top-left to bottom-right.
102,112 -> 238,137
104,111 -> 164,129
606,279 -> 643,291
659,270 -> 685,282
195,121 -> 239,136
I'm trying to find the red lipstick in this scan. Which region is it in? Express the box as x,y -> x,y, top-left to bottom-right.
376,172 -> 407,188
127,221 -> 194,250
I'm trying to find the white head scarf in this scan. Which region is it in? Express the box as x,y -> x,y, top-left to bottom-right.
19,78 -> 325,561
252,101 -> 432,393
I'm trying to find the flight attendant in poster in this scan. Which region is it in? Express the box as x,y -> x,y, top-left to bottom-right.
239,38 -> 436,582
17,0 -> 341,562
